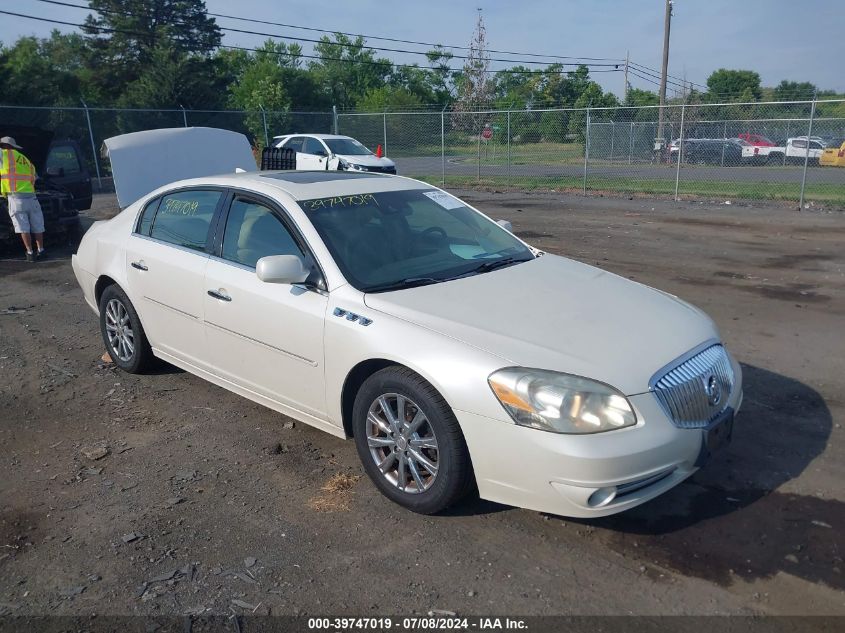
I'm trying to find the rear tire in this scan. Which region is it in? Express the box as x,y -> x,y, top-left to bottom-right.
98,284 -> 154,374
352,367 -> 474,514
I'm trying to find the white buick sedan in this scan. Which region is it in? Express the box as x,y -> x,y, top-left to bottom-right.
72,128 -> 742,517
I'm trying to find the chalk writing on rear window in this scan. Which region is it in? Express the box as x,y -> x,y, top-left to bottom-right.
161,197 -> 200,215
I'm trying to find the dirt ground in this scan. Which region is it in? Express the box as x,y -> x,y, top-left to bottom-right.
0,189 -> 843,619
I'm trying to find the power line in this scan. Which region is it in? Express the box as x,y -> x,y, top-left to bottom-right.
629,61 -> 707,91
31,0 -> 623,69
0,9 -> 622,77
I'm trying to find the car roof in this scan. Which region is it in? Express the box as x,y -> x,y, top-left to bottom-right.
166,170 -> 430,202
272,134 -> 355,141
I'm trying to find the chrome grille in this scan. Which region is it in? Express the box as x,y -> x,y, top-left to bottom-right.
652,344 -> 734,429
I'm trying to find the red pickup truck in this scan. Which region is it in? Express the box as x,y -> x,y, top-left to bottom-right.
737,133 -> 776,147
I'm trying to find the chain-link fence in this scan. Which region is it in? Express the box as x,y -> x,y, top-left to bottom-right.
3,100 -> 844,206
338,99 -> 845,208
0,104 -> 333,188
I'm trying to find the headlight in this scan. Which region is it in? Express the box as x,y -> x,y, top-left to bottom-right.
488,368 -> 637,434
337,157 -> 350,171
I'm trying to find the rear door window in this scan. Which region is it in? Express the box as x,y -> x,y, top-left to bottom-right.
284,137 -> 305,152
149,189 -> 222,252
303,137 -> 327,156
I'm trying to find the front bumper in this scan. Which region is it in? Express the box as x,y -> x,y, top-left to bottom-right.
457,377 -> 743,518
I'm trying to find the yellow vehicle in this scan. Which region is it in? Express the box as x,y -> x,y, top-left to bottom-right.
819,138 -> 845,167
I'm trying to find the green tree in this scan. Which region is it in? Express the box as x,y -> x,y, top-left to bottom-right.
226,41 -> 303,145
309,34 -> 391,109
772,80 -> 817,101
357,86 -> 423,112
705,69 -> 762,101
624,88 -> 659,107
82,0 -> 221,101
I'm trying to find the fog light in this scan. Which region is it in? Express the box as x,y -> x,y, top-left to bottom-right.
587,486 -> 617,508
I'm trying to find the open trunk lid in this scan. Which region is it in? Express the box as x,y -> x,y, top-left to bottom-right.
102,127 -> 256,208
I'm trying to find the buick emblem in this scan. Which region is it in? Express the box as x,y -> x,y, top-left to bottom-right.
705,375 -> 722,407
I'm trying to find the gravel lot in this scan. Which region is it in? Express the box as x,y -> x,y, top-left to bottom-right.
0,190 -> 843,618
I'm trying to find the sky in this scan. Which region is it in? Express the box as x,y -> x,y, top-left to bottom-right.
2,0 -> 844,99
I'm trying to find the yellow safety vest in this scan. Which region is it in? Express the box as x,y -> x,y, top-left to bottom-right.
0,149 -> 36,196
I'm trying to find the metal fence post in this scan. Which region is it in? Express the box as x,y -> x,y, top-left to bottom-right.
476,118 -> 482,183
506,110 -> 511,186
180,104 -> 188,127
783,121 -> 790,166
332,105 -> 338,134
628,122 -> 634,164
609,121 -> 615,162
383,112 -> 388,156
721,121 -> 727,166
259,105 -> 268,147
799,95 -> 817,210
80,98 -> 102,190
674,102 -> 686,201
582,107 -> 591,195
440,106 -> 446,187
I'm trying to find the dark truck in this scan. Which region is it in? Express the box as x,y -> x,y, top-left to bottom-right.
0,125 -> 92,246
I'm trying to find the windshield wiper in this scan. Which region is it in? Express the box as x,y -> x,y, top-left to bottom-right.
364,277 -> 442,293
461,256 -> 528,275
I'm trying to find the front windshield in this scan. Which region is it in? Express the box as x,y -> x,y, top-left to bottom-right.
324,138 -> 373,156
300,189 -> 534,292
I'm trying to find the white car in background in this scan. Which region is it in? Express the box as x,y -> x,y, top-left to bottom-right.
273,134 -> 397,174
72,127 -> 742,518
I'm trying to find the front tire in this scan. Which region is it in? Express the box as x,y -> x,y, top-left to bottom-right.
353,367 -> 474,514
98,284 -> 153,374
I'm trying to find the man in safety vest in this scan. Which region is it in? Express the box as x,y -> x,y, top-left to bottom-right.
1,136 -> 46,262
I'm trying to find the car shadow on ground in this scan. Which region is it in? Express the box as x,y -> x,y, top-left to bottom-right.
558,363 -> 840,589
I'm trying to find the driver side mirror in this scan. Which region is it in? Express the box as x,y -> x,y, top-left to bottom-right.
495,219 -> 513,233
256,255 -> 310,285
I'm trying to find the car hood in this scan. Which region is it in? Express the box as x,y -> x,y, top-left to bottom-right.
338,154 -> 395,168
103,127 -> 256,208
363,254 -> 719,395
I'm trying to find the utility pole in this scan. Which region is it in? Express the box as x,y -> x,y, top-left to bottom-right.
655,0 -> 673,157
623,50 -> 629,102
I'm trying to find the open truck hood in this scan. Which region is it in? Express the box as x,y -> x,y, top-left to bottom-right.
0,125 -> 54,170
102,127 -> 256,208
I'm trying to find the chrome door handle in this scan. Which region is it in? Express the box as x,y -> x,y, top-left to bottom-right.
207,289 -> 232,302
131,261 -> 148,271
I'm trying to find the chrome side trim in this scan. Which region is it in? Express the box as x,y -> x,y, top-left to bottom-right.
142,296 -> 199,320
616,468 -> 676,498
333,307 -> 373,326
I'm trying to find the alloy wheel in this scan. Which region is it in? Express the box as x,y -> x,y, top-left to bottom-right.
366,393 -> 439,494
104,298 -> 135,362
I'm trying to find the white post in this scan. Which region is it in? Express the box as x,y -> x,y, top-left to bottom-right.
583,107 -> 591,195
441,107 -> 446,186
259,105 -> 268,147
674,102 -> 686,201
799,95 -> 817,210
383,112 -> 388,156
80,98 -> 102,189
507,110 -> 511,185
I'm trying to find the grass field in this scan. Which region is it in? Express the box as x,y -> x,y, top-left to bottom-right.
415,174 -> 845,206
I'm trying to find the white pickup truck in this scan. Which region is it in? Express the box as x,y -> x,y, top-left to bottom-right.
743,136 -> 827,165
